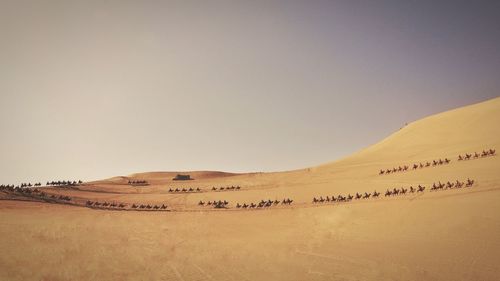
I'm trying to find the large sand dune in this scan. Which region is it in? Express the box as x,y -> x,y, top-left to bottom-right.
1,97 -> 499,280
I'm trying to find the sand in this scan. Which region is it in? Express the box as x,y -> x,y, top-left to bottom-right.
1,97 -> 499,281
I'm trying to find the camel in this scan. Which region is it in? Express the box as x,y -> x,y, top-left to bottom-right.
355,193 -> 362,200
474,152 -> 480,158
363,193 -> 371,199
489,149 -> 496,155
413,164 -> 418,170
466,178 -> 475,187
385,190 -> 392,197
198,201 -> 205,206
161,204 -> 168,209
372,191 -> 380,197
458,155 -> 463,161
409,186 -> 415,193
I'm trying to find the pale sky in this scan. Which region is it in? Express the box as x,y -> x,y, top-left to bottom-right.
1,0 -> 499,184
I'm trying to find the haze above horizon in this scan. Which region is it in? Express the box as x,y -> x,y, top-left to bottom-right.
1,0 -> 499,183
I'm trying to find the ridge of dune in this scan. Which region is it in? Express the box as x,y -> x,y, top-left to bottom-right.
316,96 -> 500,169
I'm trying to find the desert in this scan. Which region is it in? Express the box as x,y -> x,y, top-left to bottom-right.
1,97 -> 499,281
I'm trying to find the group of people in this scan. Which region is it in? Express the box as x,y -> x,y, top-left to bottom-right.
84,200 -> 169,210
198,200 -> 229,208
18,182 -> 42,187
127,180 -> 148,185
168,187 -> 202,193
385,185 -> 426,196
458,148 -> 495,161
313,191 -> 381,204
379,158 -> 451,175
47,180 -> 83,186
47,180 -> 83,187
167,185 -> 242,193
211,186 -> 241,191
235,198 -> 293,209
430,178 -> 475,191
197,198 -> 294,209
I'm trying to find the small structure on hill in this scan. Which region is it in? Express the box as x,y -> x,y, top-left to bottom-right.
173,174 -> 193,181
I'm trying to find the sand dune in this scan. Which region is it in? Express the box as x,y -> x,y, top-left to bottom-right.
1,97 -> 499,280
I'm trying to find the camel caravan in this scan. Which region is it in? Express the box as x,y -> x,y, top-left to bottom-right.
236,198 -> 293,209
313,178 -> 475,206
85,200 -> 169,211
385,185 -> 426,196
0,185 -> 72,203
168,187 -> 202,193
167,185 -> 241,193
211,185 -> 241,192
458,148 -> 495,161
313,191 -> 380,204
198,200 -> 230,208
430,178 -> 475,191
379,158 -> 451,175
198,198 -> 293,209
128,180 -> 149,186
47,180 -> 83,187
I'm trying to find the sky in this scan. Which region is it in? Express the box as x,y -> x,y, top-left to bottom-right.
1,0 -> 499,184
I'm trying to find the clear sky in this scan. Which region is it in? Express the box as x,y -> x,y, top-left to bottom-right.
1,0 -> 499,184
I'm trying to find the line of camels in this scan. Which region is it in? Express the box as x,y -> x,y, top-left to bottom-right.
168,185 -> 242,193
169,187 -> 202,193
458,149 -> 495,161
313,178 -> 475,204
197,198 -> 294,209
379,158 -> 450,175
85,200 -> 169,211
128,180 -> 149,186
379,148 -> 495,175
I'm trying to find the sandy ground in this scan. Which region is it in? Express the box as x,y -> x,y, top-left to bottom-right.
1,97 -> 499,280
